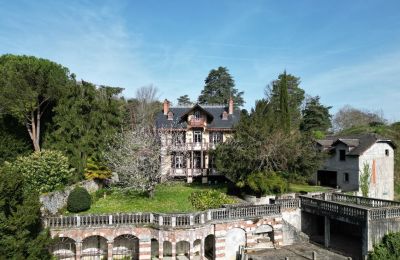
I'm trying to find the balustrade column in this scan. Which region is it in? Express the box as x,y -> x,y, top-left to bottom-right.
107,240 -> 113,260
139,238 -> 151,260
75,242 -> 82,260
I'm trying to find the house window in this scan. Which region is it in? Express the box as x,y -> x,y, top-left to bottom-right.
222,111 -> 228,120
344,173 -> 349,183
174,154 -> 184,169
385,149 -> 389,156
339,150 -> 346,161
209,155 -> 216,169
173,132 -> 185,145
167,111 -> 173,120
194,110 -> 201,119
210,132 -> 223,144
194,131 -> 202,143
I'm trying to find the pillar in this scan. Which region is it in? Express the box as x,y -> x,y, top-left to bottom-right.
107,240 -> 113,260
75,242 -> 82,260
171,242 -> 176,258
200,239 -> 205,259
190,241 -> 194,259
361,224 -> 369,260
158,240 -> 163,260
324,216 -> 330,248
139,238 -> 151,260
215,236 -> 225,260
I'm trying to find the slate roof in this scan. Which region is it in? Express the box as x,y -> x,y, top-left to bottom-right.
155,104 -> 240,129
317,134 -> 396,156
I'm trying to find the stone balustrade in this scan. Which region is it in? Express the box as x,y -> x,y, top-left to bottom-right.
330,193 -> 400,208
45,202 -> 298,229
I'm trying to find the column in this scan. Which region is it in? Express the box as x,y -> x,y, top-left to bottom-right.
215,236 -> 225,260
361,224 -> 369,260
324,216 -> 330,248
158,240 -> 163,260
75,242 -> 82,260
200,239 -> 205,260
190,241 -> 194,259
139,238 -> 152,260
171,242 -> 176,258
107,240 -> 113,260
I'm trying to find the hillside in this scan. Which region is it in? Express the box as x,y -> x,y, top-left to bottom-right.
338,122 -> 400,200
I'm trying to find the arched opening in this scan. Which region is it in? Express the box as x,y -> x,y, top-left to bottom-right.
176,241 -> 190,257
151,238 -> 159,259
113,234 -> 139,260
51,237 -> 76,260
193,239 -> 202,260
253,224 -> 274,248
204,235 -> 215,260
82,235 -> 108,259
225,228 -> 246,260
163,241 -> 172,258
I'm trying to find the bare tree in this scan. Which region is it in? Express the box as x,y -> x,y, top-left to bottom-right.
332,105 -> 386,132
105,125 -> 161,197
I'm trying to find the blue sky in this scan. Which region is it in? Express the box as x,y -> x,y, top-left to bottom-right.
1,0 -> 400,121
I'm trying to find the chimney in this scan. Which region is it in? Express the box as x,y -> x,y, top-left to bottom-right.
163,99 -> 170,115
228,96 -> 234,115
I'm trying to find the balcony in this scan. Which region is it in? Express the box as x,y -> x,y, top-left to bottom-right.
189,118 -> 205,128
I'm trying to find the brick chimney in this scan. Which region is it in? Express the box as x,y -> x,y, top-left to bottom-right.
228,96 -> 234,115
163,99 -> 170,115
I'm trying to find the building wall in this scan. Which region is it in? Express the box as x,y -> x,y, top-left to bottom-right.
358,143 -> 394,200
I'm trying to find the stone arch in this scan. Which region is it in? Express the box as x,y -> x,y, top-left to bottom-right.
253,224 -> 274,248
151,238 -> 159,259
163,241 -> 173,258
225,227 -> 246,260
81,235 -> 108,259
176,241 -> 190,257
51,237 -> 76,260
193,239 -> 202,259
113,234 -> 139,260
205,234 -> 215,260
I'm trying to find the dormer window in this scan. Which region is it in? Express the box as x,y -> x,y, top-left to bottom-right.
167,111 -> 174,120
194,110 -> 201,119
222,111 -> 228,120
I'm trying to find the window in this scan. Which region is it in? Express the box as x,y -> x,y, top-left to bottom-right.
167,111 -> 173,120
339,150 -> 346,161
174,154 -> 184,169
209,155 -> 216,169
222,111 -> 228,120
385,149 -> 389,156
344,173 -> 349,183
194,131 -> 202,143
210,132 -> 223,144
194,110 -> 201,119
173,132 -> 185,145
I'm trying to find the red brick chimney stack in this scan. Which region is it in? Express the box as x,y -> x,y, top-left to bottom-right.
228,96 -> 234,115
163,99 -> 170,115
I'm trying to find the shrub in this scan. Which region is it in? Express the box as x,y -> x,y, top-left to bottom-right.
369,232 -> 400,260
189,190 -> 236,211
7,150 -> 74,193
67,187 -> 91,213
244,171 -> 287,197
84,158 -> 112,180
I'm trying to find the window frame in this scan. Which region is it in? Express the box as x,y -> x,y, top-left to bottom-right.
339,149 -> 346,161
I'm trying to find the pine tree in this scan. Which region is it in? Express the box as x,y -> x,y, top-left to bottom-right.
300,96 -> 332,133
279,71 -> 290,133
177,95 -> 192,106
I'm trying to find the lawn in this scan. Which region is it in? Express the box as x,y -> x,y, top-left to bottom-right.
288,183 -> 331,193
76,182 -> 231,214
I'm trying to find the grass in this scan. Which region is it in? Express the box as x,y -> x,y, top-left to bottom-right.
288,183 -> 331,193
74,182 -> 231,215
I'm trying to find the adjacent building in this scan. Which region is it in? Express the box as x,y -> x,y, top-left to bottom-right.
156,98 -> 240,183
316,134 -> 396,200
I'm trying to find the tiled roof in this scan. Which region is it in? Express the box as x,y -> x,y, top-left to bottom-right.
155,104 -> 240,129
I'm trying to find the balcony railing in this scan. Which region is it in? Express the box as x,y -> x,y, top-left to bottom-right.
189,118 -> 205,128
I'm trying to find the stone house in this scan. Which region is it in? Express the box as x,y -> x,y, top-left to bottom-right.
316,134 -> 396,200
155,98 -> 240,183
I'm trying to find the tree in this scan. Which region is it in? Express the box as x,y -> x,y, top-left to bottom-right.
105,126 -> 161,197
279,71 -> 290,132
0,55 -> 70,151
360,162 -> 371,197
300,96 -> 332,134
198,66 -> 244,107
45,80 -> 125,175
0,164 -> 52,259
177,94 -> 193,106
6,150 -> 74,193
332,105 -> 386,132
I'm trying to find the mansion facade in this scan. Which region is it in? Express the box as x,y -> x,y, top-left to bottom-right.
156,98 -> 240,183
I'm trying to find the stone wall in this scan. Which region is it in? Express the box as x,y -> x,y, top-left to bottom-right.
40,180 -> 100,216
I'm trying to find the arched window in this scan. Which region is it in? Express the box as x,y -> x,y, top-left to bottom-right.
194,110 -> 201,119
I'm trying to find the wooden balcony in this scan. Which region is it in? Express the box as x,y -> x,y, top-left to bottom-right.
189,118 -> 205,128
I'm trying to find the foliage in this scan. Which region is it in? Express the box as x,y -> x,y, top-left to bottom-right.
0,54 -> 70,151
45,80 -> 125,176
332,105 -> 386,132
278,71 -> 290,132
74,183 -> 230,214
369,232 -> 400,260
84,158 -> 112,180
360,163 -> 371,197
92,188 -> 114,203
6,150 -> 74,193
177,94 -> 193,106
198,66 -> 244,107
300,96 -> 332,133
67,187 -> 92,213
0,164 -> 52,259
189,190 -> 236,211
242,171 -> 287,196
105,126 -> 161,197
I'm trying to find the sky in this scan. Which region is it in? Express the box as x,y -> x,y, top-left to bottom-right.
1,0 -> 400,121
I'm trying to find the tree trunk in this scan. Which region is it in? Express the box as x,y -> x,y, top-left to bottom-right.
26,110 -> 41,152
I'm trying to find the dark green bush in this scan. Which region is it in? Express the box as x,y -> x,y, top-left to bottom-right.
67,187 -> 91,213
245,171 -> 287,197
369,232 -> 400,260
189,190 -> 235,211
